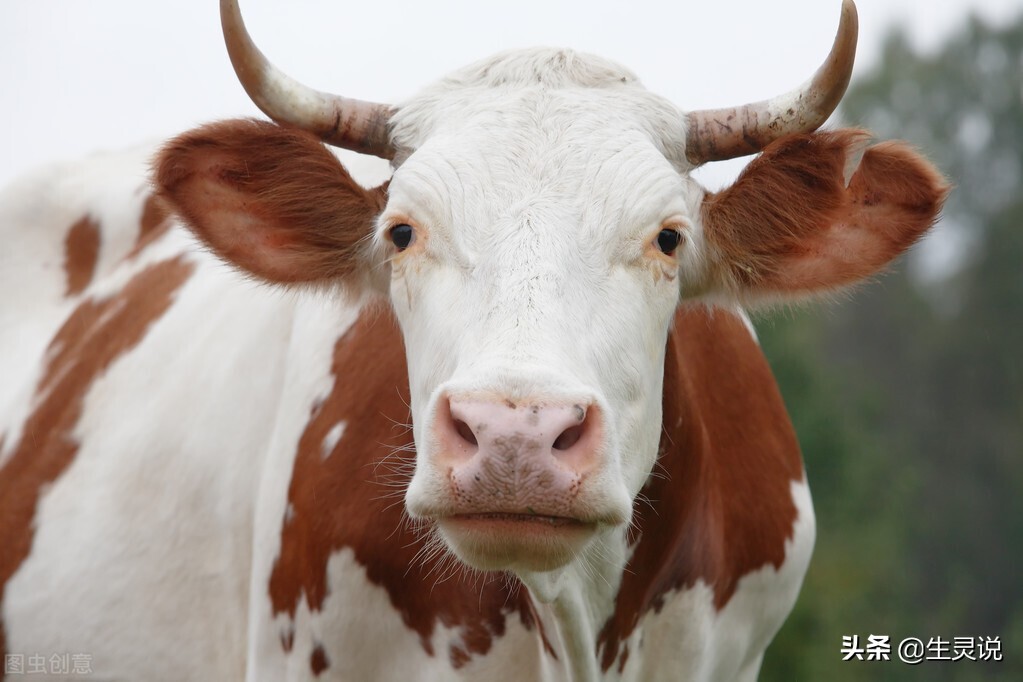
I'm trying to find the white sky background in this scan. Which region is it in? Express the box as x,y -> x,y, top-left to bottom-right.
1,0 -> 1021,191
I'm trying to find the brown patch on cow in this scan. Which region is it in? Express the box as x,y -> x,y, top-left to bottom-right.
617,643 -> 630,674
310,643 -> 329,676
268,310 -> 554,667
0,257 -> 194,662
63,216 -> 101,296
450,644 -> 471,669
126,194 -> 174,259
155,119 -> 386,285
596,306 -> 804,671
702,130 -> 948,302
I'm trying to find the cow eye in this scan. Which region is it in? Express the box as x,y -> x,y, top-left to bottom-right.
389,224 -> 415,251
656,228 -> 683,255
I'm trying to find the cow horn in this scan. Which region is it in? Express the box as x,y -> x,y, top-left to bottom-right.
220,0 -> 395,159
684,0 -> 858,165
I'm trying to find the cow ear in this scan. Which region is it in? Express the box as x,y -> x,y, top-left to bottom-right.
698,129 -> 949,305
154,119 -> 387,286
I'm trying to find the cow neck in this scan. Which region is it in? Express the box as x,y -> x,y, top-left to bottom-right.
595,305 -> 804,673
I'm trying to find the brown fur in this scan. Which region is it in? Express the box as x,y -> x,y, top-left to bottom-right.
267,309 -> 554,673
63,216 -> 101,296
310,644 -> 329,676
702,129 -> 950,302
596,305 -> 803,671
127,194 -> 174,259
154,120 -> 386,285
0,258 -> 194,663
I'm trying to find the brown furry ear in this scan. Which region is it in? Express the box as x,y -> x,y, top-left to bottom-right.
154,119 -> 386,285
700,129 -> 950,304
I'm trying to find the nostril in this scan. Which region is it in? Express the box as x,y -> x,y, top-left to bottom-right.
453,419 -> 478,446
553,424 -> 583,451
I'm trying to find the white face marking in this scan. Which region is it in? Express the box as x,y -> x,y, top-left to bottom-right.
374,52 -> 713,578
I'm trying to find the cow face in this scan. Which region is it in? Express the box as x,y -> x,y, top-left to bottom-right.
379,55 -> 699,574
156,47 -> 946,588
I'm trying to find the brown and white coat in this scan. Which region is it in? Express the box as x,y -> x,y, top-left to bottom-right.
0,2 -> 945,679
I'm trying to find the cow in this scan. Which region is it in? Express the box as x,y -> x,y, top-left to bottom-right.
0,0 -> 946,680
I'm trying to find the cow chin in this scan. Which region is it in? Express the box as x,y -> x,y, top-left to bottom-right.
436,514 -> 598,573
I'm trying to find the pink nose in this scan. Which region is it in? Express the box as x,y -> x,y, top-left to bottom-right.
434,396 -> 603,516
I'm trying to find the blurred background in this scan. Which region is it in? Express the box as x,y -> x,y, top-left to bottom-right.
2,1 -> 1020,679
761,11 -> 1023,681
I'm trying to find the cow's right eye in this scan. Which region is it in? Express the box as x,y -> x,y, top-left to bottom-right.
389,224 -> 415,251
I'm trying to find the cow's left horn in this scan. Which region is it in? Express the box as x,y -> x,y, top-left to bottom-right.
684,0 -> 858,165
221,0 -> 395,159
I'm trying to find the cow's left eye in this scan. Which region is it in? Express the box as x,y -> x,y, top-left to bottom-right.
389,224 -> 415,251
656,228 -> 683,255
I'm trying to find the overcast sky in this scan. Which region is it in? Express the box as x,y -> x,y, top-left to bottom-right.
1,0 -> 1020,190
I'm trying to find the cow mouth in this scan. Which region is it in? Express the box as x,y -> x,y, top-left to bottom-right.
437,513 -> 597,572
451,512 -> 588,527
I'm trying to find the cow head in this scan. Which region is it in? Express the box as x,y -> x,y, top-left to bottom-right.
156,0 -> 946,593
